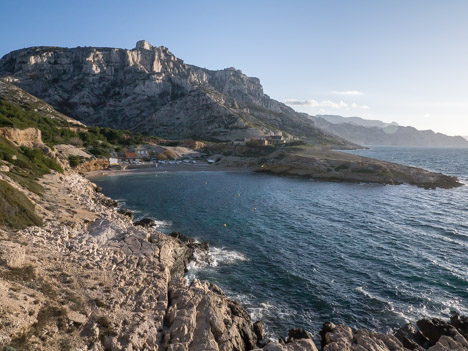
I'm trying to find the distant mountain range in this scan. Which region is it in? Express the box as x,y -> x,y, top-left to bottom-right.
312,115 -> 468,147
316,115 -> 399,129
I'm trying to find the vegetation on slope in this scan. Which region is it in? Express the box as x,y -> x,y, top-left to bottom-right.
0,179 -> 42,228
0,136 -> 62,194
0,90 -> 152,229
0,100 -> 146,156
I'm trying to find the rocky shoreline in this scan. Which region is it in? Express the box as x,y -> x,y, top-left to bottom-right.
0,170 -> 466,350
0,171 -> 317,350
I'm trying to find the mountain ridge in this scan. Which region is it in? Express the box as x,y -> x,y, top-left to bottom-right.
0,40 -> 356,149
316,114 -> 399,129
312,114 -> 468,147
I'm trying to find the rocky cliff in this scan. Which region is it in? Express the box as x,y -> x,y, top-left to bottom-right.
0,127 -> 43,148
0,41 -> 354,148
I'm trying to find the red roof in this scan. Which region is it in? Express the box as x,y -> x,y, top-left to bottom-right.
124,152 -> 138,158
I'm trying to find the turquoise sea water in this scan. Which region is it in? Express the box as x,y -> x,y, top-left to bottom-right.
92,147 -> 468,338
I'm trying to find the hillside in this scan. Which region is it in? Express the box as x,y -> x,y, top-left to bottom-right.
0,41 -> 356,149
313,115 -> 468,147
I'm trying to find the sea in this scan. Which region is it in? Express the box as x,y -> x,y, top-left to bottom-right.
91,147 -> 468,339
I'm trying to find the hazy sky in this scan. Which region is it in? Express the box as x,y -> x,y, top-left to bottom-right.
1,0 -> 467,136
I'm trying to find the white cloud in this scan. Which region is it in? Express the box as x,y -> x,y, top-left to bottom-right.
424,113 -> 431,118
284,99 -> 370,110
332,90 -> 365,96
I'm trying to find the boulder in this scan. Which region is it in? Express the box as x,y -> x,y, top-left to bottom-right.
394,323 -> 429,350
450,312 -> 468,337
0,241 -> 26,268
287,328 -> 312,342
254,320 -> 265,341
417,318 -> 459,345
100,197 -> 118,208
134,217 -> 156,227
117,208 -> 134,219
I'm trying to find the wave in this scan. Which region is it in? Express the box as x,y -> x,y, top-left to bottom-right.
222,291 -> 280,341
134,213 -> 173,229
152,219 -> 172,229
209,247 -> 249,267
184,246 -> 249,283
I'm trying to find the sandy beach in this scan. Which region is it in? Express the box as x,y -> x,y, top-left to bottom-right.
85,162 -> 253,178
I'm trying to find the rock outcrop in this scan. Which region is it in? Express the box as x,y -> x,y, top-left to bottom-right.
0,127 -> 43,148
74,158 -> 110,172
0,41 -> 355,148
320,316 -> 468,351
257,153 -> 461,189
210,146 -> 462,189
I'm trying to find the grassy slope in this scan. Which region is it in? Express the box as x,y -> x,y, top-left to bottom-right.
0,82 -> 155,230
0,179 -> 42,228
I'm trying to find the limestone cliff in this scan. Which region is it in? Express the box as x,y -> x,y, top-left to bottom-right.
0,41 -> 354,148
0,127 -> 43,148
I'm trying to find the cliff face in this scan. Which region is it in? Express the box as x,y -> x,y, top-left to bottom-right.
0,127 -> 42,147
0,41 -> 353,148
313,116 -> 468,147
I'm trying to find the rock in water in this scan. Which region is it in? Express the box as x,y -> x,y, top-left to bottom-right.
117,207 -> 134,219
134,217 -> 156,227
253,321 -> 265,342
287,328 -> 313,341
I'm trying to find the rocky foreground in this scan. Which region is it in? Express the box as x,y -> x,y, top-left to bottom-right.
0,171 -> 318,350
0,171 -> 467,351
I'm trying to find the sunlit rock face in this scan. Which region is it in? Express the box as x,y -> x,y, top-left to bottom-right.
0,41 -> 349,146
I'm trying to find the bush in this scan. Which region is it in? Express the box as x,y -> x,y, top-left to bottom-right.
68,155 -> 81,167
89,146 -> 110,157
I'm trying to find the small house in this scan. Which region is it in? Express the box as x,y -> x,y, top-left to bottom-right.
267,135 -> 285,145
109,157 -> 119,166
122,152 -> 139,163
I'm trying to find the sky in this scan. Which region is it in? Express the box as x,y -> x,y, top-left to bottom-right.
1,0 -> 468,136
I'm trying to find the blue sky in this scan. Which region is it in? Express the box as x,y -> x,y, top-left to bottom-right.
1,0 -> 467,135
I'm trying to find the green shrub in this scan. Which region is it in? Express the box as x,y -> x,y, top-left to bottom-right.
0,180 -> 42,228
0,137 -> 63,194
0,100 -> 79,147
68,155 -> 81,167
